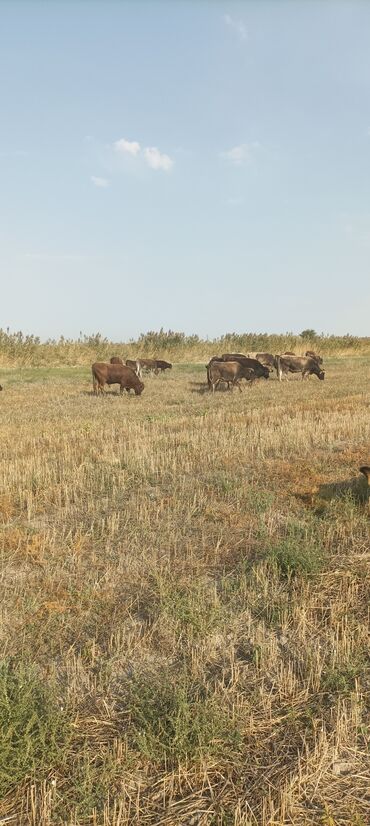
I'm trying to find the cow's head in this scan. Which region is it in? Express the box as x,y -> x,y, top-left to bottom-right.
316,369 -> 325,380
135,381 -> 145,395
260,365 -> 270,379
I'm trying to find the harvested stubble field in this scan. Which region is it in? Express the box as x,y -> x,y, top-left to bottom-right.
0,358 -> 369,826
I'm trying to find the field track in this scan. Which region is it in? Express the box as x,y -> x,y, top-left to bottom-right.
0,358 -> 369,825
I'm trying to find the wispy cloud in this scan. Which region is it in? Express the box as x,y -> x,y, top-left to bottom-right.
91,175 -> 110,188
112,137 -> 174,172
224,13 -> 247,42
221,142 -> 260,165
114,138 -> 141,156
144,146 -> 174,171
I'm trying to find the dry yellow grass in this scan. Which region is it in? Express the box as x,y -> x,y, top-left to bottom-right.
0,358 -> 369,825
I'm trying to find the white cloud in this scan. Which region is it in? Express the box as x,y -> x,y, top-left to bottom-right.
91,175 -> 109,188
144,146 -> 174,172
221,142 -> 260,165
111,137 -> 174,172
224,13 -> 247,42
114,138 -> 141,156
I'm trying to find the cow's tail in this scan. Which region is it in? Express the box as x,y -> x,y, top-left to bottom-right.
276,355 -> 282,382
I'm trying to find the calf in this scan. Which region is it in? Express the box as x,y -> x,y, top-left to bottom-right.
155,359 -> 172,372
92,362 -> 144,395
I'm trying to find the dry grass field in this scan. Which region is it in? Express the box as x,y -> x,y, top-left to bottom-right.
0,357 -> 369,825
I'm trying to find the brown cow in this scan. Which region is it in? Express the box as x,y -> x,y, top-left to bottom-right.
221,354 -> 270,379
110,356 -> 124,365
276,355 -> 325,381
208,360 -> 266,393
92,362 -> 144,395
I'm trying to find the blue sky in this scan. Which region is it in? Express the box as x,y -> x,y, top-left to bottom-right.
1,0 -> 370,339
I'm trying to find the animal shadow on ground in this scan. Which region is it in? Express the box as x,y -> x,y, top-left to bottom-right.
82,390 -> 126,397
317,476 -> 369,505
295,475 -> 369,510
189,381 -> 211,395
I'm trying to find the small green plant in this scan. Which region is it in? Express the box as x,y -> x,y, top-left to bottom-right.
321,662 -> 361,696
124,669 -> 241,765
0,660 -> 70,796
267,536 -> 323,578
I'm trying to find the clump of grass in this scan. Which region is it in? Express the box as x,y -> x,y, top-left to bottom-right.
0,660 -> 70,797
123,668 -> 241,765
267,535 -> 323,578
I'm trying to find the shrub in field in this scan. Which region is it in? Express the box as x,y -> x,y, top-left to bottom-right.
0,326 -> 369,366
0,660 -> 69,796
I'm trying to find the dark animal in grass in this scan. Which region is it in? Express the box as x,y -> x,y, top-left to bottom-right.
92,362 -> 144,395
155,359 -> 172,372
110,356 -> 124,365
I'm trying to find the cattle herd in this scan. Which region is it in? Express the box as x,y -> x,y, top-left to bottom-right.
0,353 -> 368,492
205,349 -> 325,393
90,349 -> 325,396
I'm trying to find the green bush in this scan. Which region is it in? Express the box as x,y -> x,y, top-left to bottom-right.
0,660 -> 70,796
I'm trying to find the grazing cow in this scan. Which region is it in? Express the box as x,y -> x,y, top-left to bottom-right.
155,359 -> 172,372
255,352 -> 278,372
92,362 -> 144,395
125,359 -> 143,379
208,360 -> 259,393
221,354 -> 270,379
276,355 -> 325,381
305,350 -> 323,365
110,356 -> 124,365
